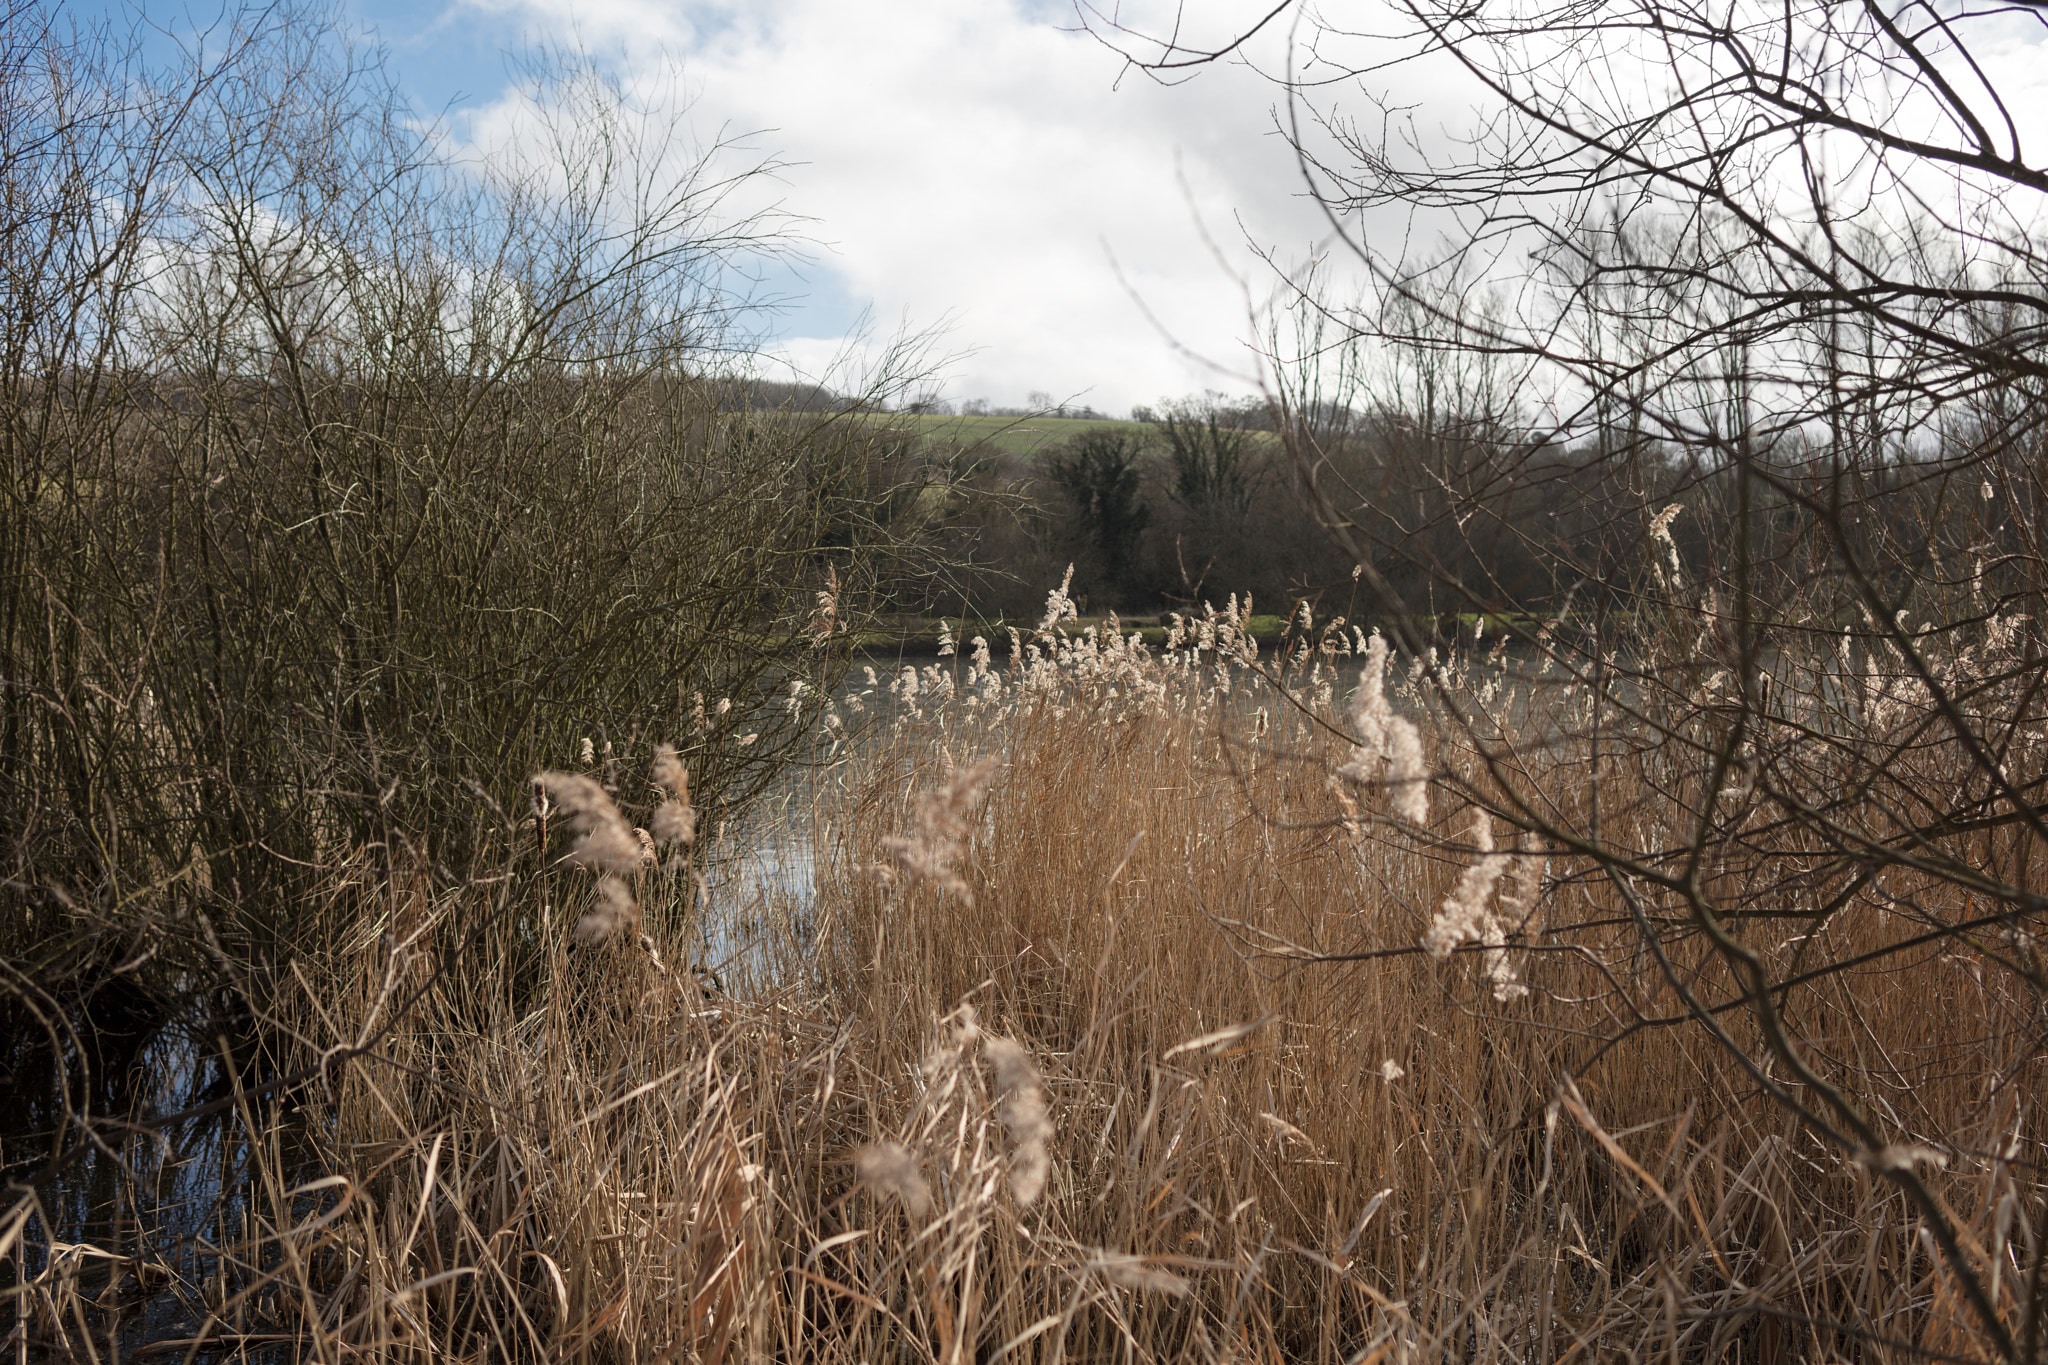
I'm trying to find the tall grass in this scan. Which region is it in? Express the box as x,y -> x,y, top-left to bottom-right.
16,598 -> 2035,1363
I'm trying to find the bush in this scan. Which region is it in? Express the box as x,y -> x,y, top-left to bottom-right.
0,5 -> 934,1032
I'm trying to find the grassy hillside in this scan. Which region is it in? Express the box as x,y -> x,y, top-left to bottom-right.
881,412 -> 1141,462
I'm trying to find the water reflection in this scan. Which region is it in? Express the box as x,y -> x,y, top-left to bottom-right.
1,995 -> 293,1353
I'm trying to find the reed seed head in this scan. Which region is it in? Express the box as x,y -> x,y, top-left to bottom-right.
647,743 -> 698,847
1385,717 -> 1429,825
534,770 -> 643,876
1423,808 -> 1508,961
651,802 -> 697,848
809,564 -> 841,646
573,874 -> 638,946
1649,504 -> 1685,588
1087,1251 -> 1191,1297
854,1141 -> 932,1218
876,756 -> 1000,903
1339,635 -> 1429,824
1039,564 -> 1078,633
984,1035 -> 1052,1206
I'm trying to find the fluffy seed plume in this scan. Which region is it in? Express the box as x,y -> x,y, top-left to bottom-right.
1648,504 -> 1685,589
1499,839 -> 1540,925
534,771 -> 643,876
1340,635 -> 1393,779
809,564 -> 841,646
854,1141 -> 933,1218
1860,1143 -> 1950,1174
984,1035 -> 1052,1206
1338,634 -> 1429,825
1086,1251 -> 1191,1297
1423,808 -> 1509,961
1385,717 -> 1429,825
1485,839 -> 1547,1001
1480,915 -> 1525,1002
533,771 -> 644,944
1039,563 -> 1078,632
648,744 -> 697,847
573,875 -> 638,946
876,756 -> 1000,903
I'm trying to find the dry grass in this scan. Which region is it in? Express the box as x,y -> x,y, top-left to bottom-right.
12,608 -> 2043,1364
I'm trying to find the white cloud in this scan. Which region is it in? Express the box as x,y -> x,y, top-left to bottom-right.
436,0 -> 1346,414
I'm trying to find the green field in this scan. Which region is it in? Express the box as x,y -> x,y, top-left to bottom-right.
877,411 -> 1139,461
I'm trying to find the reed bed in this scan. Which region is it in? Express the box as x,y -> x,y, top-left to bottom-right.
12,594 -> 2041,1365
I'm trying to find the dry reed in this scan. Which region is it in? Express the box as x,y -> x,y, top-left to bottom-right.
22,589 -> 2044,1364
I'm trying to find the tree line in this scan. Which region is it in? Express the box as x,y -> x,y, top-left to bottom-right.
893,362 -> 2039,639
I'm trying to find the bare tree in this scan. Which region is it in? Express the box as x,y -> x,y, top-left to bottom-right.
1086,0 -> 2048,1358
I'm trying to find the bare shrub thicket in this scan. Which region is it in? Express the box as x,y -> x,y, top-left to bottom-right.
0,1 -> 950,1209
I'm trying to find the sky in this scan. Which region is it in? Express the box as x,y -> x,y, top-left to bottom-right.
306,0 -> 1341,416
71,0 -> 2048,420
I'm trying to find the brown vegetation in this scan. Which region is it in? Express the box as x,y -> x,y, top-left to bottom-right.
13,608 -> 2038,1362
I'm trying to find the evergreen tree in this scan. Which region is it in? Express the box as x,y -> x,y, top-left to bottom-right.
1044,428 -> 1152,604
